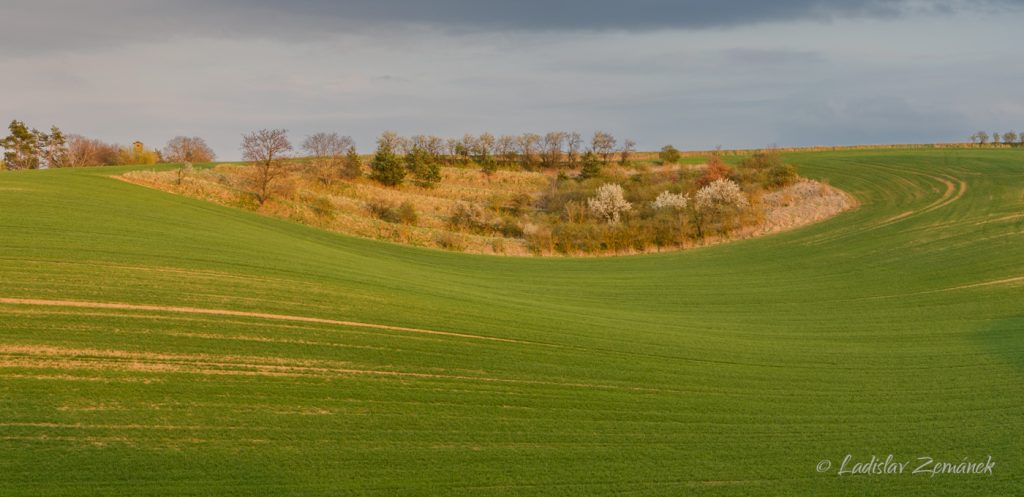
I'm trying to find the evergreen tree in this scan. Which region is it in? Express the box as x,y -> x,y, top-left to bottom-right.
342,146 -> 362,179
578,151 -> 602,180
1,120 -> 41,170
370,140 -> 405,186
42,126 -> 68,168
406,146 -> 441,186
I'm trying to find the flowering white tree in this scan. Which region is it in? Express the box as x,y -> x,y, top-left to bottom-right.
588,183 -> 632,223
693,179 -> 748,238
652,191 -> 689,210
695,179 -> 749,212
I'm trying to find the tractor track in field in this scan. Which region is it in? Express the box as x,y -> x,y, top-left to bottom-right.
0,297 -> 520,344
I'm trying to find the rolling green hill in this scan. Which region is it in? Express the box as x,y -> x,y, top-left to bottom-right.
1,149 -> 1022,496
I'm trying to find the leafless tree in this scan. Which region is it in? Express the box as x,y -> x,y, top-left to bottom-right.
566,132 -> 583,167
425,135 -> 445,162
542,131 -> 566,168
517,133 -> 541,169
459,133 -> 478,164
163,136 -> 216,163
378,131 -> 405,153
591,131 -> 617,164
445,137 -> 461,163
619,139 -> 637,166
497,135 -> 517,166
302,132 -> 353,185
66,135 -> 119,167
241,128 -> 292,205
476,132 -> 496,161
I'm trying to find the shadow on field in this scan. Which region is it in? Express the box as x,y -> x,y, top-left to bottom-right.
973,315 -> 1024,373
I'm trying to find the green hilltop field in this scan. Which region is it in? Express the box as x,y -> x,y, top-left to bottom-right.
1,149 -> 1022,496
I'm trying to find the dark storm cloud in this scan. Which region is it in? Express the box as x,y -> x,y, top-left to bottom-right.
236,0 -> 1014,30
3,0 -> 1023,52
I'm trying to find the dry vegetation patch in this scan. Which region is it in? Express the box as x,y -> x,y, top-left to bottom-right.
121,151 -> 852,256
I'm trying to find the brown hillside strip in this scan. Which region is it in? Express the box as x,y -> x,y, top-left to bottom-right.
0,297 -> 519,344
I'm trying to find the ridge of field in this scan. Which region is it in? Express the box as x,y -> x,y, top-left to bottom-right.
0,149 -> 1022,496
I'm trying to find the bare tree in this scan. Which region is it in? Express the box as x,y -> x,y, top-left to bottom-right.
619,139 -> 637,166
66,135 -> 119,167
497,135 -> 517,166
591,131 -> 617,164
476,133 -> 496,162
517,133 -> 541,169
302,132 -> 352,184
459,133 -> 478,164
378,131 -> 403,153
541,131 -> 566,168
566,132 -> 583,167
425,135 -> 445,162
241,129 -> 292,205
163,136 -> 216,163
445,137 -> 461,164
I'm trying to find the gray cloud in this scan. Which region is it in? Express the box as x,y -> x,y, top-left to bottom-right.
2,2 -> 1023,159
3,0 -> 1023,53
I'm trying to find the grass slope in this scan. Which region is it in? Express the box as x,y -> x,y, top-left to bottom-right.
1,149 -> 1022,496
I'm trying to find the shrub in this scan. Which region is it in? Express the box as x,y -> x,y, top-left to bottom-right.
448,202 -> 491,233
397,201 -> 418,225
659,145 -> 681,164
523,223 -> 553,254
695,179 -> 749,212
310,196 -> 336,219
497,216 -> 524,237
507,193 -> 533,216
553,222 -> 603,254
696,155 -> 733,187
176,162 -> 193,185
767,163 -> 798,188
479,155 -> 498,175
367,200 -> 402,223
694,179 -> 749,237
587,183 -> 632,223
739,150 -> 783,170
434,232 -> 467,251
652,191 -> 689,210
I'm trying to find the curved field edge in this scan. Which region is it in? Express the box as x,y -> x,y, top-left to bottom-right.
0,149 -> 1022,496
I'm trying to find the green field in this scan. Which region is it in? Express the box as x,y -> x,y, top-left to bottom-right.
1,149 -> 1022,496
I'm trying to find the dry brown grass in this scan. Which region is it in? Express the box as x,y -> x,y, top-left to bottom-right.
120,162 -> 851,256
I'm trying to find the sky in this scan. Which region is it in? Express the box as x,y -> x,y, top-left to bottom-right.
2,0 -> 1023,160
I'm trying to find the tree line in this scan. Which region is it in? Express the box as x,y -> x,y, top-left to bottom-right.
970,130 -> 1023,145
234,128 -> 642,204
365,130 -> 637,173
0,119 -> 216,170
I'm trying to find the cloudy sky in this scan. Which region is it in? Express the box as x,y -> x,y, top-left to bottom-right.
2,0 -> 1023,159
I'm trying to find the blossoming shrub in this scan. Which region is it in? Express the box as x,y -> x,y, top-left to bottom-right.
587,183 -> 632,223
